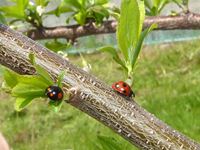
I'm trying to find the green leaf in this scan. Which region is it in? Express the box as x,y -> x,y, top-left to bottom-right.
144,0 -> 152,9
3,69 -> 19,88
35,0 -> 50,6
48,100 -> 63,112
0,0 -> 28,19
99,46 -> 127,70
28,53 -> 53,85
89,5 -> 109,17
63,0 -> 82,10
131,23 -> 157,68
97,135 -> 122,150
138,0 -> 145,35
35,64 -> 53,85
92,0 -> 108,5
117,0 -> 144,61
57,71 -> 65,88
45,39 -> 71,52
19,75 -> 49,89
12,83 -> 45,98
74,10 -> 87,25
29,52 -> 35,65
15,97 -> 33,111
0,13 -> 7,24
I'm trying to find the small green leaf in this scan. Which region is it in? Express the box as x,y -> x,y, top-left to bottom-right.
74,10 -> 87,25
15,97 -> 33,111
95,0 -> 108,5
131,23 -> 157,68
0,0 -> 28,19
19,75 -> 49,89
12,83 -> 45,98
99,46 -> 127,70
45,39 -> 71,52
0,13 -> 7,24
117,0 -> 145,61
144,0 -> 152,9
63,0 -> 82,10
89,5 -> 109,17
29,53 -> 35,65
35,0 -> 50,6
28,53 -> 53,85
35,64 -> 53,85
3,69 -> 19,88
49,100 -> 63,112
57,71 -> 65,88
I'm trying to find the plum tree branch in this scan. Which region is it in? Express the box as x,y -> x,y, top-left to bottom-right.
1,24 -> 200,149
27,12 -> 200,40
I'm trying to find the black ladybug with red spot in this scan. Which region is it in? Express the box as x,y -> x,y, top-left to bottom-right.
45,85 -> 64,101
112,81 -> 135,97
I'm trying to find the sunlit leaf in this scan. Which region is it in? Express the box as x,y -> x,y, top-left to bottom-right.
49,100 -> 63,112
0,13 -> 7,24
99,46 -> 127,70
45,39 -> 71,52
35,0 -> 50,6
74,10 -> 87,25
63,0 -> 82,10
117,0 -> 144,60
15,97 -> 33,111
131,23 -> 157,68
28,53 -> 53,85
0,0 -> 28,19
19,75 -> 49,89
57,71 -> 65,88
12,83 -> 45,98
93,0 -> 108,5
3,69 -> 19,88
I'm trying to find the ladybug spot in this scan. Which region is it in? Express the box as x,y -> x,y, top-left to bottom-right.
123,90 -> 126,94
123,83 -> 127,87
115,84 -> 120,88
50,93 -> 54,97
58,92 -> 63,99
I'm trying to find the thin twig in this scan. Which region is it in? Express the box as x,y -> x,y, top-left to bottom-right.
26,12 -> 200,40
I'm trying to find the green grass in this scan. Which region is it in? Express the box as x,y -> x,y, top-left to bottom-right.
0,40 -> 200,149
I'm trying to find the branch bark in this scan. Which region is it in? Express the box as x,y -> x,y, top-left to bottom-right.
27,12 -> 200,40
1,24 -> 200,150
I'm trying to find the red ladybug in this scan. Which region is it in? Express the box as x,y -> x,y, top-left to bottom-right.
112,81 -> 134,97
45,85 -> 64,101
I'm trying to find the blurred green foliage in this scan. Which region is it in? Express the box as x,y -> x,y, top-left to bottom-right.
144,0 -> 189,15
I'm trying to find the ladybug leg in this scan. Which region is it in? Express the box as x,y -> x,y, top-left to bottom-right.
132,91 -> 135,97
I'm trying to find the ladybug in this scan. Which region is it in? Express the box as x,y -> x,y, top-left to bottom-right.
45,85 -> 64,101
112,81 -> 134,97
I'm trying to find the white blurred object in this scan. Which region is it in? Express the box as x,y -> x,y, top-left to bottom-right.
80,54 -> 91,73
0,133 -> 9,150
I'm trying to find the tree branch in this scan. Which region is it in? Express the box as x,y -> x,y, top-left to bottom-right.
1,24 -> 200,149
27,12 -> 200,40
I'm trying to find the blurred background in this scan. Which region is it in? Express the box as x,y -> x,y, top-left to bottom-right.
0,0 -> 200,150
